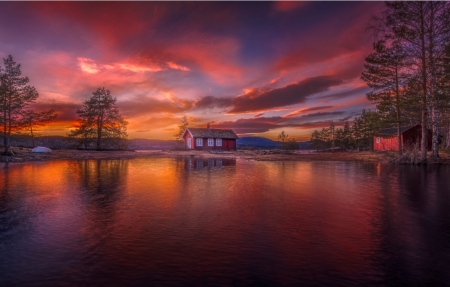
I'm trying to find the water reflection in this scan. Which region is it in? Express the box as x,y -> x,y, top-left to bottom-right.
183,158 -> 236,170
0,159 -> 450,286
77,159 -> 127,206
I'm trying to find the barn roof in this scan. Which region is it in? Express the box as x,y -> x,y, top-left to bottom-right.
377,125 -> 418,136
185,128 -> 238,139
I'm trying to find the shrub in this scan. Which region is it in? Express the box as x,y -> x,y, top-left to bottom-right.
388,144 -> 426,165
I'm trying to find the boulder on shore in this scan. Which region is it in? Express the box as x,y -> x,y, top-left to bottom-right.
32,146 -> 52,153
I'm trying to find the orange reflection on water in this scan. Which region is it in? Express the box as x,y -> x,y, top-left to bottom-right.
1,161 -> 74,197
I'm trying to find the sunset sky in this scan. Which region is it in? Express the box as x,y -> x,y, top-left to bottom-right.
0,1 -> 385,141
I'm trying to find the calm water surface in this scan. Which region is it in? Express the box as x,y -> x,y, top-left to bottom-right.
1,158 -> 450,286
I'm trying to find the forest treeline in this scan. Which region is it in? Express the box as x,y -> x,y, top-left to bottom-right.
310,110 -> 381,151
311,1 -> 450,162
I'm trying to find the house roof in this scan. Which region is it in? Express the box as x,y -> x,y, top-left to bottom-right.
185,128 -> 238,139
377,125 -> 418,136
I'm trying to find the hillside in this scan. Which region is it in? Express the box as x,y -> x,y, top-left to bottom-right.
237,136 -> 281,149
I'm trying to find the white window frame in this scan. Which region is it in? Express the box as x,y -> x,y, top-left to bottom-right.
216,138 -> 222,146
376,137 -> 380,144
196,138 -> 203,146
187,138 -> 192,148
208,138 -> 214,146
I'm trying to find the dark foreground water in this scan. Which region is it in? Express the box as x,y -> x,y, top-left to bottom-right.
1,158 -> 450,286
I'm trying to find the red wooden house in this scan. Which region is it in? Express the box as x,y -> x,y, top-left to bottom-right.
182,124 -> 238,151
373,125 -> 432,151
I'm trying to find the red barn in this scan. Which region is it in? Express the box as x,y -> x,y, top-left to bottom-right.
182,124 -> 238,151
373,125 -> 432,151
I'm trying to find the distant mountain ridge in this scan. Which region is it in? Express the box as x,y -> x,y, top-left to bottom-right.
237,136 -> 311,150
237,136 -> 282,148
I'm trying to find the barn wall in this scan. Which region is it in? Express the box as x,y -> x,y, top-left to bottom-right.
403,126 -> 432,151
374,125 -> 432,151
374,136 -> 399,151
192,138 -> 236,150
224,139 -> 236,150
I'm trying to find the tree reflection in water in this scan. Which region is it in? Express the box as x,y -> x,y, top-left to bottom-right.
182,158 -> 236,171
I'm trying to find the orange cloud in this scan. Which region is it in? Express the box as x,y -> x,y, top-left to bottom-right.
77,57 -> 165,74
77,57 -> 100,74
167,61 -> 190,71
283,106 -> 334,118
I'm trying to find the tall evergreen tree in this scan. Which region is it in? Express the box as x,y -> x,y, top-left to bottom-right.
310,130 -> 321,151
382,1 -> 450,160
439,44 -> 450,147
342,121 -> 353,149
361,40 -> 408,154
0,55 -> 38,154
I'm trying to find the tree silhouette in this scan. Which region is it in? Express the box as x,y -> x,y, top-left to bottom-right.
361,40 -> 408,154
0,55 -> 38,154
20,109 -> 57,147
70,87 -> 127,150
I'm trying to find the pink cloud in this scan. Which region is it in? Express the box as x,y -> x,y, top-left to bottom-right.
283,106 -> 334,118
167,61 -> 190,71
77,57 -> 165,74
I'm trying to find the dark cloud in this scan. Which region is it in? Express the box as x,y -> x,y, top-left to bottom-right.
193,96 -> 232,109
29,102 -> 79,121
317,86 -> 370,100
283,105 -> 334,117
301,106 -> 334,113
338,115 -> 354,122
228,76 -> 343,113
211,110 -> 348,134
212,116 -> 285,133
297,111 -> 345,119
292,120 -> 348,129
194,76 -> 343,113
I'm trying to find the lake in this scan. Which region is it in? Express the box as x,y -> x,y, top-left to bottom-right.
1,158 -> 450,286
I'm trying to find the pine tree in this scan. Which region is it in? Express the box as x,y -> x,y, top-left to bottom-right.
174,115 -> 189,143
310,130 -> 321,151
342,122 -> 353,149
381,1 -> 450,160
0,55 -> 39,154
70,87 -> 127,150
278,130 -> 288,144
361,40 -> 408,154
